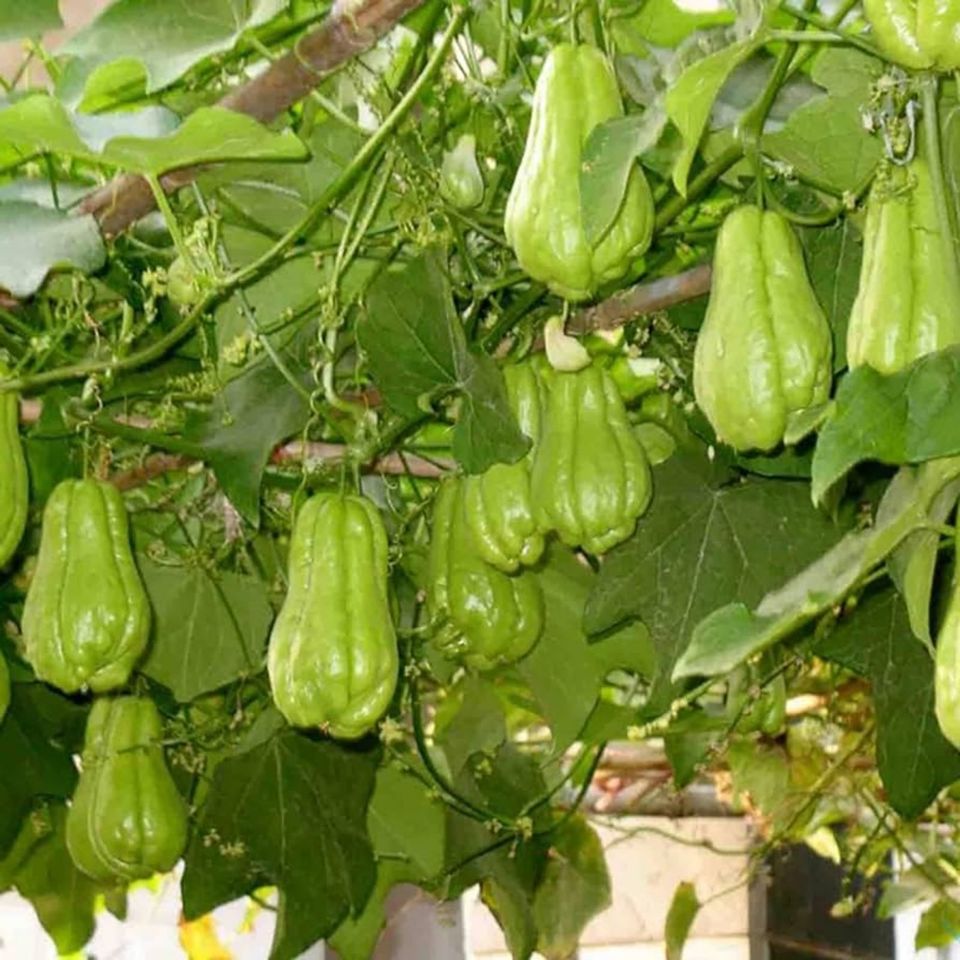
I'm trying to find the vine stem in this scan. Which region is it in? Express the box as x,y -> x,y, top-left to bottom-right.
225,6 -> 470,292
920,74 -> 960,274
76,0 -> 431,237
1,7 -> 469,397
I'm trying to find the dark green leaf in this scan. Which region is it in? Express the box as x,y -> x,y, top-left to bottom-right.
139,558 -> 272,702
521,546 -> 655,751
2,804 -> 98,955
533,815 -> 611,960
665,881 -> 700,960
673,457 -> 960,680
358,252 -> 527,473
183,344 -> 312,525
182,729 -> 379,960
437,676 -> 507,777
0,685 -> 79,856
586,449 -> 841,707
811,347 -> 960,504
800,218 -> 863,372
816,589 -> 960,817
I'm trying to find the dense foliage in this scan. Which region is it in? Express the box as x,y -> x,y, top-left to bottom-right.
2,0 -> 960,957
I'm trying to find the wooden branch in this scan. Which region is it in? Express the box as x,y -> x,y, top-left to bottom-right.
569,263 -> 712,334
77,0 -> 428,237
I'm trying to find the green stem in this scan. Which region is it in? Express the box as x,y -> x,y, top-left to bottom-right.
2,8 -> 469,396
920,74 -> 960,273
145,174 -> 190,262
63,404 -> 206,457
654,145 -> 743,232
409,665 -> 512,828
225,7 -> 470,292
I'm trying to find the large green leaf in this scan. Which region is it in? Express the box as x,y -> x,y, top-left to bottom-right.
816,588 -> 960,818
139,558 -> 273,702
0,202 -> 105,298
183,339 -> 312,525
329,762 -> 446,959
59,0 -> 289,106
0,685 -> 81,856
533,816 -> 611,960
766,49 -> 883,195
812,347 -> 960,503
522,546 -> 655,750
675,457 -> 960,680
0,804 -> 99,955
665,40 -> 754,195
358,251 -> 528,474
182,728 -> 380,960
586,448 -> 841,708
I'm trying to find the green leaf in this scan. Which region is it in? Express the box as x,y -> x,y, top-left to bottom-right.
183,341 -> 312,525
800,217 -> 863,372
59,0 -> 289,106
585,449 -> 841,707
101,107 -> 307,175
437,676 -> 507,777
766,49 -> 883,195
520,546 -> 655,751
0,0 -> 60,40
367,763 -> 445,877
533,815 -> 611,960
330,762 -> 446,959
358,251 -> 528,473
665,40 -> 754,195
675,457 -> 960,680
611,0 -> 733,48
665,881 -> 701,960
1,804 -> 98,955
811,346 -> 960,504
0,95 -> 179,164
0,685 -> 79,856
816,588 -> 960,818
915,898 -> 960,949
182,729 -> 380,960
580,112 -> 665,245
139,558 -> 272,702
727,738 -> 791,815
328,860 -> 412,960
0,201 -> 105,298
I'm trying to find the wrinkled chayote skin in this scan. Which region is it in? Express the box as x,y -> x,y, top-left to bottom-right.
864,0 -> 960,70
268,493 -> 398,738
531,364 -> 652,554
428,478 -> 544,671
693,206 -> 833,452
847,156 -> 960,374
0,364 -> 27,569
462,361 -> 546,572
66,696 -> 188,882
22,479 -> 150,694
504,43 -> 654,301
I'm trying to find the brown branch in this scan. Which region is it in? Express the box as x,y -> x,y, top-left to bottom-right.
77,0 -> 428,237
569,263 -> 712,334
